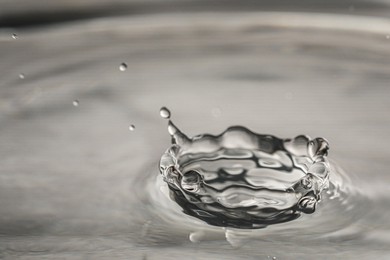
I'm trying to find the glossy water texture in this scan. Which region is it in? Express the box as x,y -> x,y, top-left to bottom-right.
1,12 -> 390,260
160,116 -> 332,228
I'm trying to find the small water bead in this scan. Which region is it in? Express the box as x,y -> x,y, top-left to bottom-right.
72,100 -> 79,107
129,124 -> 136,131
159,107 -> 171,119
19,73 -> 25,79
298,195 -> 317,214
119,62 -> 127,71
11,33 -> 18,39
308,137 -> 329,159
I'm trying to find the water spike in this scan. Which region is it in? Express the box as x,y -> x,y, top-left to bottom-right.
168,120 -> 190,145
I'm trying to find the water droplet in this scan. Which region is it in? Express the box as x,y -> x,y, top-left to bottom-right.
298,196 -> 317,214
18,73 -> 25,79
11,33 -> 18,39
129,124 -> 135,131
308,137 -> 329,159
119,62 -> 127,71
72,100 -> 79,107
386,35 -> 390,40
159,107 -> 171,119
272,257 -> 277,260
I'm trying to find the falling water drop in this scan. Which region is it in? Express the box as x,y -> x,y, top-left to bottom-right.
119,62 -> 128,71
159,107 -> 171,119
18,73 -> 25,79
11,33 -> 18,39
72,100 -> 79,107
129,124 -> 136,131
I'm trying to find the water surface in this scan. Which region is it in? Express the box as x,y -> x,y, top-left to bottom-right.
0,11 -> 390,260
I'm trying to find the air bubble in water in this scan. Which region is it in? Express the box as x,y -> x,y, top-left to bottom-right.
11,33 -> 18,39
159,107 -> 171,119
19,73 -> 25,79
119,63 -> 127,71
129,124 -> 136,131
72,100 -> 79,107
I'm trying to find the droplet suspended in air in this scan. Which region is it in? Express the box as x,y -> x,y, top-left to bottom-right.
72,100 -> 79,107
19,73 -> 25,79
129,124 -> 136,131
159,107 -> 171,119
119,62 -> 128,71
11,33 -> 18,39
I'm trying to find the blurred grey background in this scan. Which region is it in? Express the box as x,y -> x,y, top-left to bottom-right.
1,0 -> 390,28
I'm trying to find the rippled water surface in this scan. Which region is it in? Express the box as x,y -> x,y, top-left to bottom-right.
1,11 -> 390,259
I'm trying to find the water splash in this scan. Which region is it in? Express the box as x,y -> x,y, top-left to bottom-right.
159,108 -> 332,229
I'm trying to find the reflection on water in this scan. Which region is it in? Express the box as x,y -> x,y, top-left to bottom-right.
0,10 -> 390,260
159,112 -> 333,228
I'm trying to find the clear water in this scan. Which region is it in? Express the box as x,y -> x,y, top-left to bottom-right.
1,10 -> 390,260
159,111 -> 333,228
